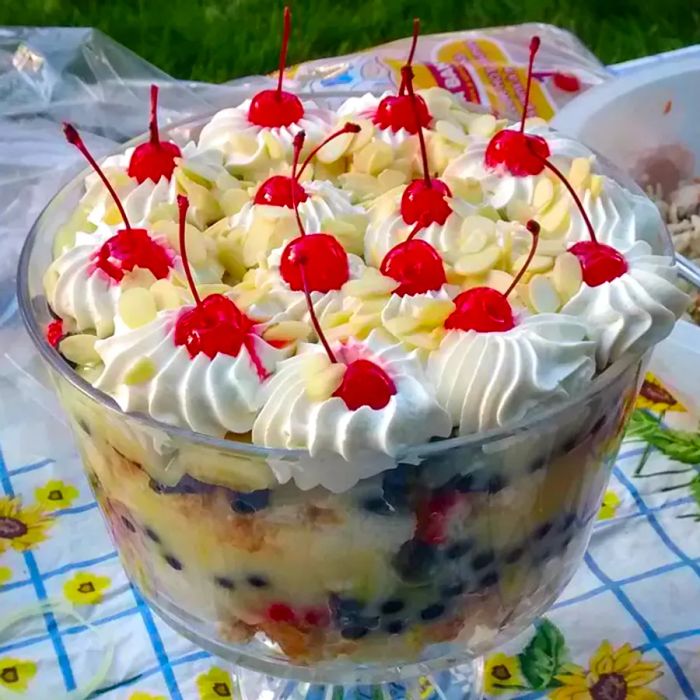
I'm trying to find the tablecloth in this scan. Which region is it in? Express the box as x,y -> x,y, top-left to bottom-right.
1,28 -> 699,700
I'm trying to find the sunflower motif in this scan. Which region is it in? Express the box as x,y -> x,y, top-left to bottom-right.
484,652 -> 525,694
35,480 -> 80,511
0,566 -> 11,585
129,692 -> 167,700
63,571 -> 111,605
598,489 -> 622,520
0,657 -> 37,693
0,497 -> 53,554
549,641 -> 664,700
636,373 -> 685,413
196,666 -> 238,699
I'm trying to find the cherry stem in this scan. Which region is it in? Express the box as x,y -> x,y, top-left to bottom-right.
149,84 -> 160,146
177,195 -> 202,308
401,65 -> 431,188
526,142 -> 598,244
398,18 -> 421,95
276,6 -> 292,101
406,219 -> 426,241
504,220 -> 540,298
520,36 -> 541,134
63,122 -> 132,230
296,122 -> 361,179
300,265 -> 337,364
291,131 -> 306,237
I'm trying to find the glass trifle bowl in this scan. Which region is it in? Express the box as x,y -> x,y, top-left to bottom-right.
16,95 -> 682,698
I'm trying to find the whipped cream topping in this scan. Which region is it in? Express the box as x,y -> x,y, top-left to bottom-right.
81,143 -> 230,230
562,241 -> 688,367
197,99 -> 334,179
94,308 -> 284,436
233,249 -> 365,325
44,224 -> 218,338
364,187 -> 476,267
252,329 -> 452,492
427,314 -> 596,435
231,180 -> 368,267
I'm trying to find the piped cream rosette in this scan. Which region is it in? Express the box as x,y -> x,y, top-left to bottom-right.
92,305 -> 285,437
197,99 -> 335,181
43,222 -> 223,339
252,328 -> 452,492
327,88 -> 492,202
227,178 -> 368,268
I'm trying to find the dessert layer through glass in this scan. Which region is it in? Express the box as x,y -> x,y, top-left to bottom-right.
18,103 -> 657,681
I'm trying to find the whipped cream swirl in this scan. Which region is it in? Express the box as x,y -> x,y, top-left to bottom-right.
562,241 -> 688,367
94,308 -> 284,436
198,99 -> 334,179
427,314 -> 596,434
253,329 -> 452,492
231,180 -> 368,267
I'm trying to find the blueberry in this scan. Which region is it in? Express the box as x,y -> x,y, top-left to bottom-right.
454,473 -> 474,493
445,540 -> 472,560
504,546 -> 524,564
478,571 -> 499,588
144,527 -> 160,543
121,516 -> 136,533
215,576 -> 235,590
149,475 -> 212,496
247,575 -> 269,588
362,497 -> 396,515
341,625 -> 369,640
231,489 -> 270,514
471,550 -> 495,571
380,599 -> 405,615
487,474 -> 507,494
393,540 -> 436,583
164,554 -> 183,571
382,465 -> 415,508
357,615 -> 380,630
385,620 -> 406,635
535,522 -> 553,540
441,582 -> 465,598
420,603 -> 446,621
330,595 -> 363,615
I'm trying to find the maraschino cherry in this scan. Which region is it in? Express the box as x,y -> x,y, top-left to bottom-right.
63,123 -> 174,283
373,19 -> 432,134
398,65 -> 452,227
524,143 -> 628,287
127,85 -> 182,184
278,132 -> 350,293
484,37 -> 551,177
253,122 -> 360,208
380,66 -> 448,296
247,6 -> 304,128
532,70 -> 581,93
173,196 -> 269,377
445,219 -> 541,333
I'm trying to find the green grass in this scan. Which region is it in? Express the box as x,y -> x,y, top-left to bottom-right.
3,0 -> 698,83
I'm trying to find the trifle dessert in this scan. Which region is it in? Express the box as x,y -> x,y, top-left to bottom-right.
23,19 -> 687,678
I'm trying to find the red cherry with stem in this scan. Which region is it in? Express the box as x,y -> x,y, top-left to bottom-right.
267,603 -> 297,624
173,196 -> 269,376
127,85 -> 182,184
63,123 -> 175,283
248,7 -> 304,128
46,319 -> 64,348
484,37 -> 552,177
445,219 -> 541,333
380,236 -> 446,296
398,65 -> 452,227
374,19 -> 432,134
552,72 -> 581,93
523,143 -> 629,287
333,358 -> 397,410
253,123 -> 360,208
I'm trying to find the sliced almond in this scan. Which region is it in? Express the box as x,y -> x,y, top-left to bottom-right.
454,244 -> 501,276
436,119 -> 470,146
378,169 -> 408,190
553,251 -> 583,302
384,315 -> 423,336
415,299 -> 455,326
59,334 -> 99,366
484,269 -> 515,294
589,174 -> 603,199
119,287 -> 157,329
306,363 -> 347,401
468,114 -> 497,138
124,357 -> 157,385
533,177 -> 555,212
512,254 -> 553,275
121,268 -> 157,291
263,321 -> 310,343
528,275 -> 560,313
539,197 -> 571,238
569,157 -> 592,190
316,130 -> 354,163
347,118 -> 374,153
447,177 -> 483,204
262,131 -> 285,161
220,188 -> 250,217
343,273 -> 398,298
151,279 -> 183,311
